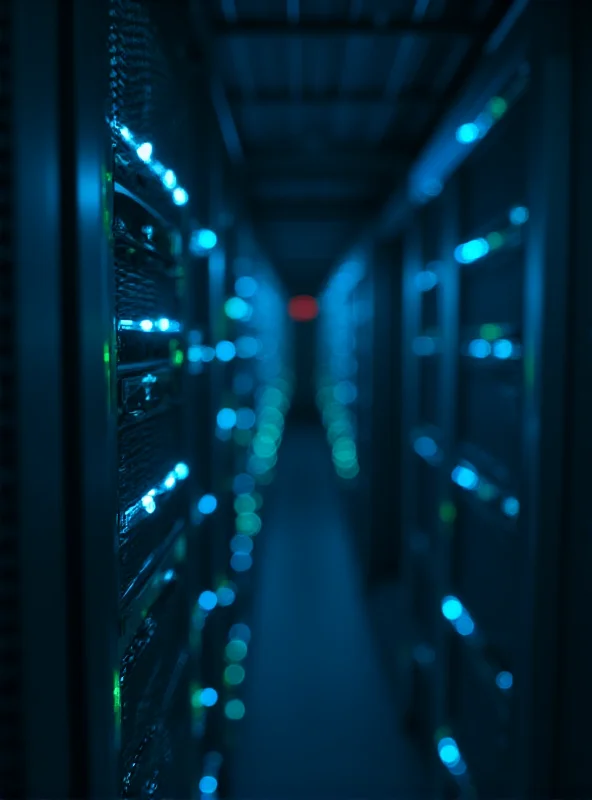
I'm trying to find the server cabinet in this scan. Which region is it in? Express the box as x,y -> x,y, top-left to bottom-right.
397,5 -> 576,798
317,258 -> 387,584
192,243 -> 293,796
109,0 -> 210,795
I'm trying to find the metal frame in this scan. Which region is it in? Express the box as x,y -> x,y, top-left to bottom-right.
518,2 -> 573,796
13,0 -> 71,795
554,5 -> 592,796
211,17 -> 479,38
59,0 -> 119,795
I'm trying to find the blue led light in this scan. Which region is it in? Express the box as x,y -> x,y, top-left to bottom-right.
173,187 -> 189,206
451,464 -> 479,490
454,238 -> 490,264
199,688 -> 219,707
174,462 -> 190,480
230,534 -> 253,555
437,736 -> 467,776
224,297 -> 251,321
438,737 -> 461,767
236,408 -> 257,430
235,336 -> 259,359
230,552 -> 253,573
217,408 -> 237,430
441,596 -> 463,622
235,276 -> 258,298
229,623 -> 251,644
496,671 -> 514,690
415,270 -> 439,291
233,473 -> 256,495
413,436 -> 438,460
201,346 -> 216,363
198,591 -> 218,611
198,494 -> 218,515
509,205 -> 529,225
455,610 -> 475,636
216,340 -> 237,362
502,496 -> 520,518
468,339 -> 491,359
493,339 -> 513,359
456,123 -> 480,144
199,776 -> 218,795
216,586 -> 236,606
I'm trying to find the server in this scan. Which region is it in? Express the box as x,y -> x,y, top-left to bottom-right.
329,3 -> 592,799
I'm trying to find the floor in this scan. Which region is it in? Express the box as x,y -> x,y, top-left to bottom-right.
230,424 -> 425,800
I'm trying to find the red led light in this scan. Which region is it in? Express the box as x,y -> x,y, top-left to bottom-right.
288,295 -> 319,322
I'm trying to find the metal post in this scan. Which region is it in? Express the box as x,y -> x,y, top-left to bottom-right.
12,0 -> 71,796
59,0 -> 118,796
518,2 -> 572,796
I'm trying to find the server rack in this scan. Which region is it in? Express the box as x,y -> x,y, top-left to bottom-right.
388,5 -> 578,798
109,0 -> 196,793
317,259 -> 382,583
191,232 -> 293,795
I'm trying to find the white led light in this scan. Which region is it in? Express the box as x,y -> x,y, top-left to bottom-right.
112,123 -> 189,208
163,169 -> 177,189
173,187 -> 189,206
117,318 -> 182,334
136,142 -> 153,162
122,463 -> 190,533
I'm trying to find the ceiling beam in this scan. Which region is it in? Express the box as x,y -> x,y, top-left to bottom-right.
253,199 -> 377,222
212,16 -> 479,39
188,0 -> 243,164
244,147 -> 411,175
228,87 -> 440,107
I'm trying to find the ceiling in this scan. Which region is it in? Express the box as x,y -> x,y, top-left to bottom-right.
187,0 -> 516,295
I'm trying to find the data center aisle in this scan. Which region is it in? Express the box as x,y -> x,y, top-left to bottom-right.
231,425 -> 425,800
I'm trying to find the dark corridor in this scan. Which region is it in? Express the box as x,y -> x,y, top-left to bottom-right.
4,1 -> 592,800
231,426 -> 426,800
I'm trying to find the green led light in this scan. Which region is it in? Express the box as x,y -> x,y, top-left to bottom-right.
113,670 -> 121,715
225,699 -> 246,720
175,534 -> 186,562
191,686 -> 202,709
236,512 -> 262,536
439,502 -> 457,524
489,96 -> 508,119
224,664 -> 246,686
480,323 -> 503,341
234,494 -> 257,514
486,231 -> 504,249
225,639 -> 248,662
